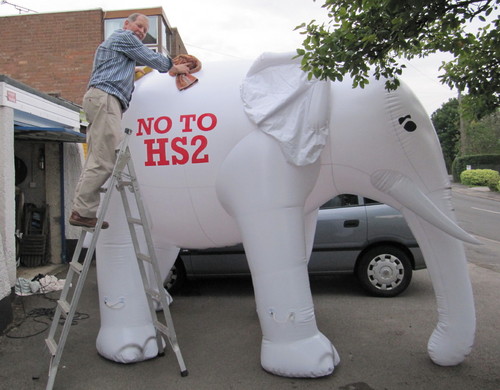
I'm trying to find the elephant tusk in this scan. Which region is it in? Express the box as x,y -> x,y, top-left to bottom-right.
370,170 -> 481,245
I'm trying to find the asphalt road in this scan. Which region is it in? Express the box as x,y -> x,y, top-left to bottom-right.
452,188 -> 500,273
2,262 -> 500,390
2,184 -> 499,390
453,191 -> 500,243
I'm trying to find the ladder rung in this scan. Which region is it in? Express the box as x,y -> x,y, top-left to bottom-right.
154,320 -> 170,337
58,299 -> 71,316
45,337 -> 58,356
145,288 -> 160,301
119,180 -> 132,187
69,261 -> 83,274
127,217 -> 143,225
137,253 -> 152,263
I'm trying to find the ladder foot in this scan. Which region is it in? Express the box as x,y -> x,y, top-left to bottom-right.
157,352 -> 166,357
181,370 -> 189,377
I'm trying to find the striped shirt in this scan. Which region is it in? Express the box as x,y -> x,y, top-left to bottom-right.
88,29 -> 172,110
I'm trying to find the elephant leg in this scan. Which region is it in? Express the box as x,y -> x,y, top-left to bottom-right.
402,207 -> 475,366
216,131 -> 339,377
239,209 -> 339,377
304,209 -> 319,265
145,244 -> 180,309
95,189 -> 179,363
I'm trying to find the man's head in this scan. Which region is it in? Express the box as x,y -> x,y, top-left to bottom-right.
124,13 -> 149,41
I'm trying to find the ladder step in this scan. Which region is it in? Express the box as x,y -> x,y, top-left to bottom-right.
45,337 -> 58,356
145,288 -> 160,301
69,261 -> 83,274
127,217 -> 143,225
137,253 -> 152,263
154,320 -> 170,337
58,299 -> 71,316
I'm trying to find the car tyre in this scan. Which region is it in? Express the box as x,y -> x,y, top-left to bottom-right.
164,256 -> 187,294
356,245 -> 412,297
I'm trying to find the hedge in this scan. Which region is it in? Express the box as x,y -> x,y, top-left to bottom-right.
460,169 -> 500,191
452,154 -> 500,182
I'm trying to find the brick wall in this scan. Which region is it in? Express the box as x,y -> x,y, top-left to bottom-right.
0,10 -> 104,105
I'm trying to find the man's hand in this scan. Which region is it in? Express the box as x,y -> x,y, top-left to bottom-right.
135,66 -> 153,81
135,66 -> 146,76
170,63 -> 191,75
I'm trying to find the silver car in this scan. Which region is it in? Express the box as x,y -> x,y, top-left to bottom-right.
165,194 -> 426,297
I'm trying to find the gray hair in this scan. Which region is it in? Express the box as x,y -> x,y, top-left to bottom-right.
127,13 -> 146,22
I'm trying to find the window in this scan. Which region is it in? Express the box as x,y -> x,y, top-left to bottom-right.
104,16 -> 160,48
320,194 -> 360,210
160,19 -> 171,54
363,198 -> 380,205
104,18 -> 125,40
143,16 -> 158,45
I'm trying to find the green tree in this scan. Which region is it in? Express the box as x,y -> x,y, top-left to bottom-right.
463,110 -> 500,154
431,96 -> 500,163
431,98 -> 460,170
296,0 -> 499,110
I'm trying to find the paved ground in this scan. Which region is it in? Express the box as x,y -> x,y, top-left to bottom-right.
2,184 -> 499,390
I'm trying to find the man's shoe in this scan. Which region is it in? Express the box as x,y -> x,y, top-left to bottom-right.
69,211 -> 109,229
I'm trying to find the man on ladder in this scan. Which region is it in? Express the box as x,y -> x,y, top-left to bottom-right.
41,129 -> 188,390
43,12 -> 192,390
70,12 -> 190,229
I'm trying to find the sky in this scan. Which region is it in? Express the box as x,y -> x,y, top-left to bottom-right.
0,0 -> 460,114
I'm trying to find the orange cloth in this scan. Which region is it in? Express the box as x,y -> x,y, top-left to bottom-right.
169,54 -> 202,91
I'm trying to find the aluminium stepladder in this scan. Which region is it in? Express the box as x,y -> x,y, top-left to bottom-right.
41,128 -> 188,390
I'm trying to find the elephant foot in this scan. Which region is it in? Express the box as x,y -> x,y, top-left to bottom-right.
427,324 -> 474,366
96,325 -> 160,363
261,332 -> 340,378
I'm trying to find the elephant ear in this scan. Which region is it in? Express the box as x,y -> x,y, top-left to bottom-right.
240,52 -> 330,166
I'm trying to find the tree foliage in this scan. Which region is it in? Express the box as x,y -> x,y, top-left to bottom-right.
296,0 -> 499,110
431,95 -> 500,168
431,98 -> 460,170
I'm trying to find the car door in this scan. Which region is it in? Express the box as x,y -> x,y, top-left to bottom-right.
181,244 -> 248,276
308,194 -> 368,272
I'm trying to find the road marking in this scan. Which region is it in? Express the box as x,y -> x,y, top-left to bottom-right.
471,206 -> 500,215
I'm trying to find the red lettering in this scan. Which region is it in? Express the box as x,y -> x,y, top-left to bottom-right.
137,117 -> 154,136
191,135 -> 209,163
144,138 -> 170,166
179,114 -> 196,132
171,137 -> 190,165
197,113 -> 217,131
154,116 -> 172,134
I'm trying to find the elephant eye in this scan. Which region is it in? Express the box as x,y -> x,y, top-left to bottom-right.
404,121 -> 417,132
398,115 -> 417,132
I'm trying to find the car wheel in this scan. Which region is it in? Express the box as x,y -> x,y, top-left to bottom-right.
164,256 -> 187,294
356,245 -> 412,297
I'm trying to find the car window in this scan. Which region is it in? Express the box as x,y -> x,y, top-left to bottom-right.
363,197 -> 381,205
320,194 -> 360,209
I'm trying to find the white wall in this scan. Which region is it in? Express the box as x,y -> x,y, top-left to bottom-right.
0,105 -> 16,299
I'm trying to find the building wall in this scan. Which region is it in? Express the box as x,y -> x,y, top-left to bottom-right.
171,27 -> 188,55
0,10 -> 103,105
0,8 -> 187,107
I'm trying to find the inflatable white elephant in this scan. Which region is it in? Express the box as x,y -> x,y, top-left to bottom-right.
95,53 -> 477,378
